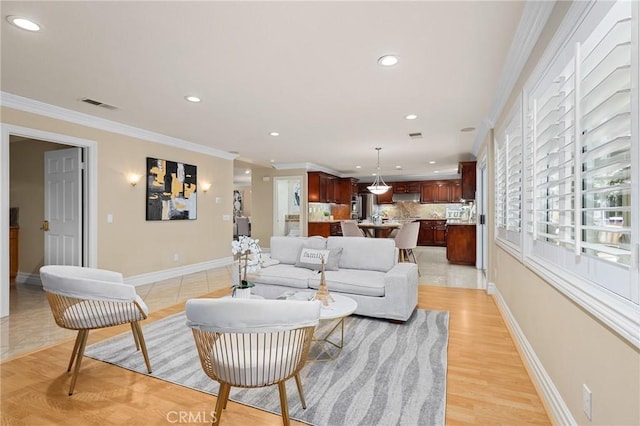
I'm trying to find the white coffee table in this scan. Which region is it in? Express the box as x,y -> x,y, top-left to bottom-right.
278,291 -> 357,361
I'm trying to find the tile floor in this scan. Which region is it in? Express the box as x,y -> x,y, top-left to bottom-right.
0,246 -> 482,361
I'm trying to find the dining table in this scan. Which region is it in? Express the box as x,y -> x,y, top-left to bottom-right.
357,222 -> 401,238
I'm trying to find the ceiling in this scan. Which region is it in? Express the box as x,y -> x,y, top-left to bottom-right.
1,1 -> 527,184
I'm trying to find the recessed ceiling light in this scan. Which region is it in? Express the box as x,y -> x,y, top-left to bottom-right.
7,16 -> 40,31
185,96 -> 201,103
371,173 -> 377,176
395,165 -> 402,169
355,165 -> 362,169
270,159 -> 275,163
429,161 -> 436,164
244,170 -> 250,174
377,55 -> 399,67
269,132 -> 280,137
404,114 -> 418,120
461,127 -> 476,132
434,171 -> 440,174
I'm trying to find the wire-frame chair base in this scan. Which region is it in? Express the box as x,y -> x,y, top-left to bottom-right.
46,293 -> 152,395
190,326 -> 316,426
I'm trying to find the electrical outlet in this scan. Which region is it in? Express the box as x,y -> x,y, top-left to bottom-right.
173,253 -> 179,262
583,384 -> 592,421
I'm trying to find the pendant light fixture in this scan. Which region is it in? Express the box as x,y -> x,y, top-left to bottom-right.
367,147 -> 391,195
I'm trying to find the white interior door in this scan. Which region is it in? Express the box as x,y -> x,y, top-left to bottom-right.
44,147 -> 83,266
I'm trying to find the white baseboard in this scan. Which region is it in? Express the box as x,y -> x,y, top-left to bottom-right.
491,284 -> 576,425
15,272 -> 42,286
125,257 -> 234,287
14,258 -> 234,289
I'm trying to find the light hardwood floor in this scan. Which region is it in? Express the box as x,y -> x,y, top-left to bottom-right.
1,249 -> 550,425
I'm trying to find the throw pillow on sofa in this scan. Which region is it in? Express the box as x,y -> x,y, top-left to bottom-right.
295,247 -> 342,271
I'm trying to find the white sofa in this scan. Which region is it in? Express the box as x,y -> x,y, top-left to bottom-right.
248,236 -> 419,322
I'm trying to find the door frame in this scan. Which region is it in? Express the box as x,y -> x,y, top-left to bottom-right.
0,124 -> 98,318
272,176 -> 303,237
476,154 -> 489,286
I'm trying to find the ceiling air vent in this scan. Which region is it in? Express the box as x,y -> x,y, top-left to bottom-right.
80,97 -> 117,110
409,132 -> 423,139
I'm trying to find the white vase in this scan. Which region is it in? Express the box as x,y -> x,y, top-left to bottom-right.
234,287 -> 252,299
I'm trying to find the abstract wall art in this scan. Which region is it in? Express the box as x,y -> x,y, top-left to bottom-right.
146,157 -> 197,221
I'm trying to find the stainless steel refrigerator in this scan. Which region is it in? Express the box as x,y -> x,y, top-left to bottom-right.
356,193 -> 377,220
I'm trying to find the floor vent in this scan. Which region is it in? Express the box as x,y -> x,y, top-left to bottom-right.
409,132 -> 423,139
80,98 -> 117,110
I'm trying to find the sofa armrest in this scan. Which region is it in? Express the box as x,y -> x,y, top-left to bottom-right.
383,263 -> 419,320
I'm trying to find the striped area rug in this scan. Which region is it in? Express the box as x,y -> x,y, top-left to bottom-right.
85,308 -> 449,425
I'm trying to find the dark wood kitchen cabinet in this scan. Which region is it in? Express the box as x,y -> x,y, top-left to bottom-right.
336,178 -> 359,205
376,186 -> 394,204
435,182 -> 451,203
446,224 -> 476,265
420,180 -> 462,203
459,161 -> 477,200
308,221 -> 342,237
451,181 -> 462,203
394,181 -> 420,193
308,172 -> 338,203
10,226 -> 18,280
418,220 -> 447,246
420,183 -> 437,203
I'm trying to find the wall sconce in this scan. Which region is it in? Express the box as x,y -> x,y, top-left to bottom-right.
201,182 -> 212,193
128,173 -> 141,187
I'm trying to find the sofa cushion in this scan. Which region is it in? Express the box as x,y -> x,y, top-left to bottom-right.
327,237 -> 396,273
309,269 -> 386,297
270,236 -> 326,265
250,264 -> 316,289
295,247 -> 342,271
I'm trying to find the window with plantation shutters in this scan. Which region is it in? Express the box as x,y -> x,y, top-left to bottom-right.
579,7 -> 632,266
531,60 -> 576,249
506,104 -> 523,235
495,130 -> 507,233
495,97 -> 523,251
519,0 -> 639,347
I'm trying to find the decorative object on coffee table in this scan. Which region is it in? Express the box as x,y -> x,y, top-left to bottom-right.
231,236 -> 261,298
313,258 -> 334,306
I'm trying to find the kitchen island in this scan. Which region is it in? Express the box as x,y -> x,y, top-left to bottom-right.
308,220 -> 342,237
446,222 -> 476,265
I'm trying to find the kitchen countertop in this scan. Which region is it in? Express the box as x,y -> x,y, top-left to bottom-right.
308,218 -> 478,224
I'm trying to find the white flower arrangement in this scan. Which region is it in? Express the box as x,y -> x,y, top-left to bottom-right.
231,236 -> 262,289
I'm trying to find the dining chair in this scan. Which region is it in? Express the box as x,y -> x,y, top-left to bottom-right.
394,221 -> 421,275
341,220 -> 365,237
39,265 -> 152,395
186,298 -> 321,426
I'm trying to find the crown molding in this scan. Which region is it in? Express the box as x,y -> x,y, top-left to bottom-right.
472,0 -> 556,156
0,92 -> 237,160
523,0 -> 596,95
274,162 -> 344,177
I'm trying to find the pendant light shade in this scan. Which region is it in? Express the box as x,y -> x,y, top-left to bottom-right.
367,147 -> 390,195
